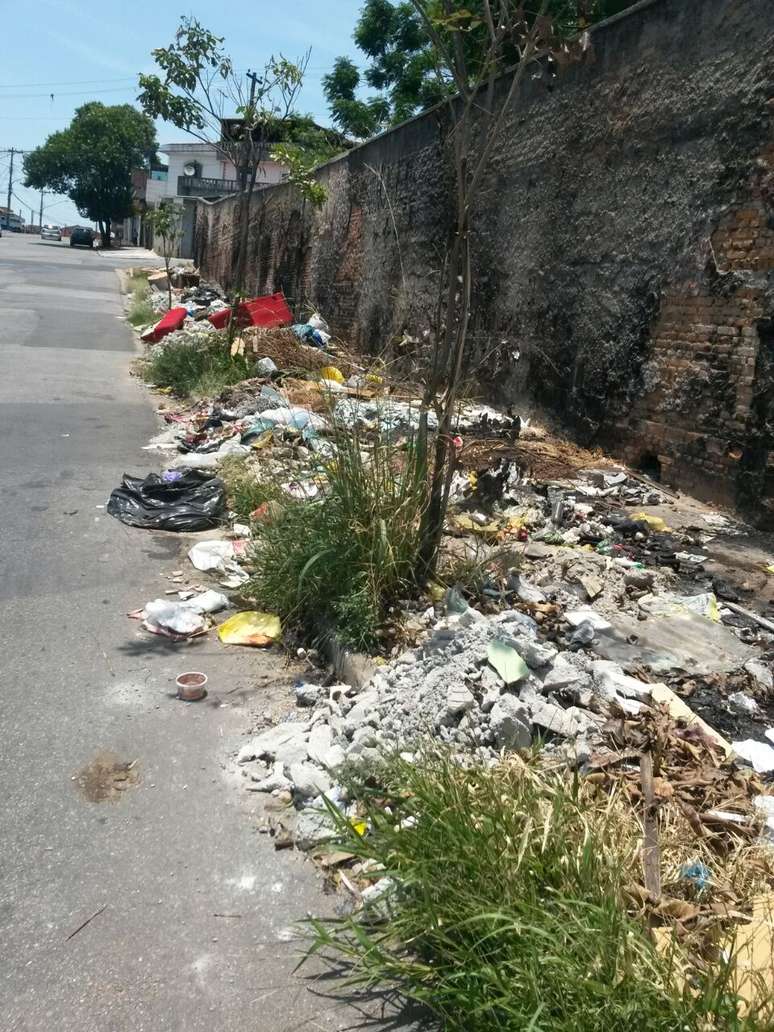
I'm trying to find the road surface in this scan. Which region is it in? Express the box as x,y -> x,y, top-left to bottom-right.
0,234 -> 382,1032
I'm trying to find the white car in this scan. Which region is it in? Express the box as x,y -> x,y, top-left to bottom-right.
41,224 -> 62,241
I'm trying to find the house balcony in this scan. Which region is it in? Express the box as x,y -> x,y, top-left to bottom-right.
177,175 -> 241,199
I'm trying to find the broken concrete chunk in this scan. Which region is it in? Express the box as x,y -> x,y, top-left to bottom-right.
529,699 -> 599,738
591,660 -> 652,701
520,639 -> 558,669
446,684 -> 476,717
249,761 -> 292,793
489,695 -> 532,750
295,805 -> 337,851
288,761 -> 332,800
238,722 -> 309,764
541,654 -> 588,692
624,569 -> 654,591
487,639 -> 529,686
480,665 -> 505,694
294,682 -> 322,708
307,723 -> 333,766
494,609 -> 539,636
321,744 -> 346,771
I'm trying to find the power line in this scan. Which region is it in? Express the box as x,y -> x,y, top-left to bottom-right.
0,86 -> 138,100
0,76 -> 136,89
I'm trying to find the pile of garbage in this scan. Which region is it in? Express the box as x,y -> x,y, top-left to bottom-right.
236,577 -> 774,851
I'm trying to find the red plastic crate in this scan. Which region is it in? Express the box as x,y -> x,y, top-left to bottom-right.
141,306 -> 188,343
208,292 -> 293,331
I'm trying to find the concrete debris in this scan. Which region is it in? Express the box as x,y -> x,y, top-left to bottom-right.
294,804 -> 337,851
236,592 -> 712,825
288,762 -> 332,800
446,684 -> 476,717
489,695 -> 532,749
294,682 -> 322,708
249,761 -> 292,793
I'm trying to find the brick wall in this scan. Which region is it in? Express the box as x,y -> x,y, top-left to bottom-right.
197,0 -> 774,520
617,141 -> 774,509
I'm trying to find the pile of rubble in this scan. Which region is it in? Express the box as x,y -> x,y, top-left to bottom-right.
236,575 -> 774,850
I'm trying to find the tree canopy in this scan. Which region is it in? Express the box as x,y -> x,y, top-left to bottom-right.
23,102 -> 156,247
324,0 -> 636,139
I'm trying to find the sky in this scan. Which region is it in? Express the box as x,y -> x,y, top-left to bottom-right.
0,0 -> 364,227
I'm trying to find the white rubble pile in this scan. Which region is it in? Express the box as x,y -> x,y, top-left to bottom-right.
237,603 -> 670,849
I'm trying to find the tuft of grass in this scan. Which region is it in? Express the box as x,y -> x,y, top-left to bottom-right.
306,751 -> 773,1031
142,337 -> 253,397
127,274 -> 155,327
248,429 -> 426,649
218,456 -> 282,521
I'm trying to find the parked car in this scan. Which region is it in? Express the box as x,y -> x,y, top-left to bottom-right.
70,226 -> 94,248
41,224 -> 62,242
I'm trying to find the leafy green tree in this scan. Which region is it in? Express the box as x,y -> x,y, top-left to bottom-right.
139,17 -> 332,311
325,0 -> 635,138
23,103 -> 156,248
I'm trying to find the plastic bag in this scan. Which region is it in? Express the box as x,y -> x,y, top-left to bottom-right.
217,611 -> 282,647
107,470 -> 225,532
143,599 -> 206,638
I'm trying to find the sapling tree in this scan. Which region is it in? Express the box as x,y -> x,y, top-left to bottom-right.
138,19 -> 311,325
410,0 -> 584,575
144,203 -> 183,310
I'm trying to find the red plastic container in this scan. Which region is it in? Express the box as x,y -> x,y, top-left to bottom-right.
208,292 -> 293,331
141,306 -> 188,343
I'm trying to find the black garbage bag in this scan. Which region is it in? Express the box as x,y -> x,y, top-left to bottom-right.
107,470 -> 226,532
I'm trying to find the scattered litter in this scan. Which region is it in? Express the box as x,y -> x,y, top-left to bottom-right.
732,739 -> 774,774
143,599 -> 207,639
188,540 -> 234,572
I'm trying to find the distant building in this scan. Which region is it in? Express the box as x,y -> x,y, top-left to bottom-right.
0,207 -> 24,231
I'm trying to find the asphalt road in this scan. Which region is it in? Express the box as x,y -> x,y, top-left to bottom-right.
0,235 -> 382,1032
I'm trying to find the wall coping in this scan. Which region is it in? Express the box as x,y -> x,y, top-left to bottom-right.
198,0 -> 680,213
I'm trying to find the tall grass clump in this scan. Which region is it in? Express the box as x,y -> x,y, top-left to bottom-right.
248,429 -> 426,649
218,456 -> 282,521
127,274 -> 155,327
143,335 -> 253,397
306,752 -> 773,1031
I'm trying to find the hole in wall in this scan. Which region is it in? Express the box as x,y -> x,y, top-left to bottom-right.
637,453 -> 662,482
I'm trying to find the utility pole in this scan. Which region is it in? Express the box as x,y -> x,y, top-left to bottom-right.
39,191 -> 44,232
4,147 -> 16,230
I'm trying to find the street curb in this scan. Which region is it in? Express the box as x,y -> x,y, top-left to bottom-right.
313,620 -> 377,691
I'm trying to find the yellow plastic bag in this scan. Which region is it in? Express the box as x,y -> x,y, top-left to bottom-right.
633,512 -> 671,533
319,365 -> 345,384
217,611 -> 281,647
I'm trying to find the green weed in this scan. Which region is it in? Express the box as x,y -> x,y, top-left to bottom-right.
127,274 -> 154,327
306,751 -> 773,1031
218,456 -> 282,521
248,429 -> 426,649
142,336 -> 253,397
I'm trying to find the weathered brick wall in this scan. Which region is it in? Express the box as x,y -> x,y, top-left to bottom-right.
617,146 -> 774,506
197,0 -> 774,519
